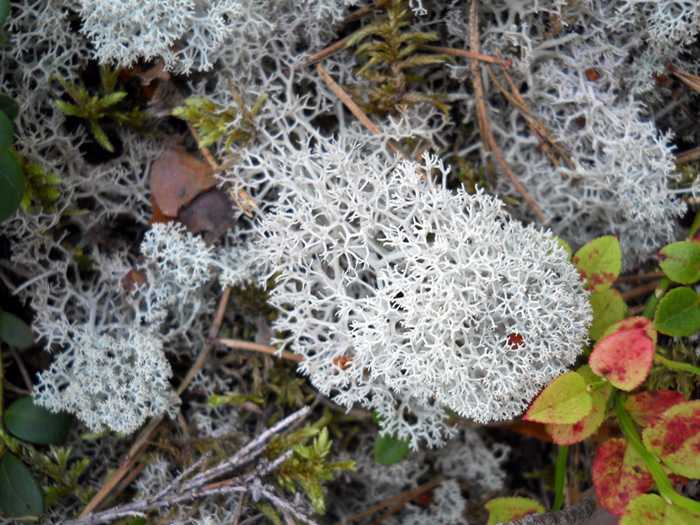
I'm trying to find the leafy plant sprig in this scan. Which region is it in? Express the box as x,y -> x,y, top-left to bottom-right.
54,66 -> 145,152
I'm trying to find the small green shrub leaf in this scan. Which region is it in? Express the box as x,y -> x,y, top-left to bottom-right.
0,0 -> 9,26
485,497 -> 544,525
654,287 -> 700,337
589,288 -> 627,341
592,438 -> 654,515
0,149 -> 25,222
0,310 -> 33,350
523,371 -> 592,424
373,434 -> 410,465
573,235 -> 622,291
546,366 -> 611,445
659,241 -> 700,285
0,452 -> 44,518
0,110 -> 13,150
0,95 -> 19,121
642,400 -> 700,479
621,494 -> 700,525
589,317 -> 656,391
4,397 -> 72,445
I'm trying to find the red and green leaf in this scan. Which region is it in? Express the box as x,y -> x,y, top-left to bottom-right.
621,494 -> 700,525
625,390 -> 685,428
546,366 -> 611,445
642,400 -> 700,479
523,371 -> 592,424
485,497 -> 544,525
592,438 -> 654,515
573,235 -> 622,291
589,317 -> 656,391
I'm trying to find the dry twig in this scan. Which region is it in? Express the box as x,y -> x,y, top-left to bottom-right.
218,338 -> 304,363
467,0 -> 547,223
67,407 -> 313,525
337,478 -> 443,525
79,289 -> 232,517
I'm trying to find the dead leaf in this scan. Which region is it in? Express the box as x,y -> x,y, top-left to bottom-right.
177,188 -> 236,242
150,148 -> 217,217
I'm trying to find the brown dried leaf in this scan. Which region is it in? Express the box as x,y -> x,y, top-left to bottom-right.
177,189 -> 236,242
150,149 -> 216,217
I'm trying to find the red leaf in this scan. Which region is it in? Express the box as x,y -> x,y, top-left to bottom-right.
177,189 -> 236,241
592,438 -> 654,515
150,148 -> 216,217
625,390 -> 685,428
589,317 -> 656,391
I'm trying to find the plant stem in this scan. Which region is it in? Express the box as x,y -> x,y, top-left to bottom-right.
654,352 -> 700,377
614,394 -> 700,514
553,445 -> 568,511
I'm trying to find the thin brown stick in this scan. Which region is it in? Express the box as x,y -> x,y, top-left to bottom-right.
617,271 -> 665,284
187,122 -> 220,171
79,289 -> 232,517
467,1 -> 547,223
217,338 -> 304,363
315,63 -> 407,159
303,35 -> 351,67
676,145 -> 700,166
337,478 -> 443,525
423,45 -> 511,67
620,281 -> 660,302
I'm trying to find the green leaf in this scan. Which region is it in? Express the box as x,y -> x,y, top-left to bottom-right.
0,149 -> 25,222
523,371 -> 592,424
0,310 -> 33,350
589,317 -> 656,391
546,365 -> 612,445
4,397 -> 72,445
0,110 -> 13,150
99,91 -> 128,108
373,434 -> 410,465
55,100 -> 84,118
89,120 -> 114,152
654,287 -> 700,337
0,452 -> 44,518
0,0 -> 9,26
485,497 -> 544,525
589,288 -> 627,340
659,241 -> 700,285
573,236 -> 622,291
621,494 -> 700,525
0,95 -> 19,121
642,400 -> 700,479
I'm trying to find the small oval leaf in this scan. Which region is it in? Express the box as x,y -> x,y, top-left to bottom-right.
0,95 -> 19,121
546,366 -> 612,445
625,390 -> 685,428
373,434 -> 410,465
592,438 -> 654,515
0,0 -> 9,26
573,236 -> 622,291
589,288 -> 627,341
4,397 -> 72,445
589,317 -> 656,391
0,310 -> 33,350
659,241 -> 700,285
621,494 -> 700,525
655,287 -> 700,337
485,497 -> 544,525
0,149 -> 25,222
0,452 -> 44,518
523,371 -> 592,424
642,400 -> 700,479
0,110 -> 12,151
